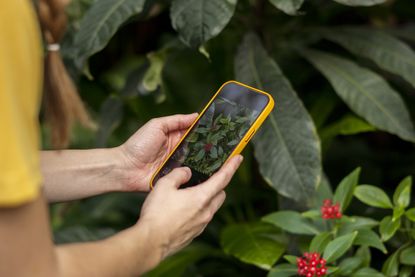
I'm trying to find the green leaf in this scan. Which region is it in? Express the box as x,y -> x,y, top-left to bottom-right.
379,216 -> 401,242
399,266 -> 414,277
337,256 -> 363,276
322,28 -> 415,90
144,243 -> 218,277
283,255 -> 297,264
236,33 -> 321,202
333,167 -> 361,211
320,115 -> 375,148
267,263 -> 297,277
393,206 -> 406,222
221,223 -> 286,270
356,246 -> 371,267
309,232 -> 332,253
72,0 -> 146,69
302,49 -> 415,143
400,246 -> 415,265
332,0 -> 387,6
406,208 -> 415,222
354,185 -> 393,209
352,267 -> 386,277
323,232 -> 357,263
142,52 -> 166,93
383,248 -> 401,276
354,229 -> 387,254
268,0 -> 304,15
393,176 -> 412,208
301,209 -> 321,219
262,211 -> 320,235
96,96 -> 123,147
312,174 -> 333,209
338,216 -> 379,236
170,0 -> 237,48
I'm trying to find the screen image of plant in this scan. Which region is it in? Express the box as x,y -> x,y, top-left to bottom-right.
172,96 -> 258,176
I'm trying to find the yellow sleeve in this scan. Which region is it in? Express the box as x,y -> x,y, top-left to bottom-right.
0,0 -> 43,206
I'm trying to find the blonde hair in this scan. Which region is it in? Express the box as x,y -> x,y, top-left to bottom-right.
38,0 -> 94,148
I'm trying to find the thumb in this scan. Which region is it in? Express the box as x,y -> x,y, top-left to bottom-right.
156,167 -> 192,189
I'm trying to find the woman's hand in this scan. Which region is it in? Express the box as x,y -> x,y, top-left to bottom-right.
118,113 -> 198,192
137,155 -> 243,259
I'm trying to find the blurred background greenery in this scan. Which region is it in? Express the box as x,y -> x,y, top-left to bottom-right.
46,0 -> 415,275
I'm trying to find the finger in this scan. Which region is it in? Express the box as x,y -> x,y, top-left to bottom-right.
157,167 -> 192,189
198,155 -> 243,199
156,113 -> 199,134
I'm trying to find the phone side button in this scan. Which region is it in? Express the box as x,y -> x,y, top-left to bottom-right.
245,129 -> 256,142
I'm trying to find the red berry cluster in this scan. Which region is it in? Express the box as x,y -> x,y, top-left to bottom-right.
297,252 -> 327,277
321,199 -> 342,219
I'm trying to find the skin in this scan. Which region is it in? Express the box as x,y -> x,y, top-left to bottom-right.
1,114 -> 243,276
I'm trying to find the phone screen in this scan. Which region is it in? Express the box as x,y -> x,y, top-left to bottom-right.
153,82 -> 270,187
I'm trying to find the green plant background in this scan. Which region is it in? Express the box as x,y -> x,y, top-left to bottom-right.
47,0 -> 415,276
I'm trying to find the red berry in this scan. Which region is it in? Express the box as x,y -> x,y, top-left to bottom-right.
204,143 -> 213,152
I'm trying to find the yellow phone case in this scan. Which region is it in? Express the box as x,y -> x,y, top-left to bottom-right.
149,80 -> 275,189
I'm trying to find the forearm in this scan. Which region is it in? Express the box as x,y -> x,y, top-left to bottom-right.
1,196 -> 162,277
56,223 -> 162,277
41,148 -> 128,202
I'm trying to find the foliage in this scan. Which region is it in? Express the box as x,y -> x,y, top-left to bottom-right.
49,0 -> 415,275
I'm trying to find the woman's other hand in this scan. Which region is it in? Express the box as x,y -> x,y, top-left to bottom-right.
137,155 -> 243,259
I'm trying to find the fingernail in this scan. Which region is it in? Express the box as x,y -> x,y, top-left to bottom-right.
184,167 -> 192,176
237,155 -> 243,164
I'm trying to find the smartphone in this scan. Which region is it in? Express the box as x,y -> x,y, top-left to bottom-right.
150,81 -> 274,189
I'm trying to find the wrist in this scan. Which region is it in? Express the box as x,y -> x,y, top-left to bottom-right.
114,145 -> 150,192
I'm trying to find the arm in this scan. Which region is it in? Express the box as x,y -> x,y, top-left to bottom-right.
41,148 -> 127,202
41,114 -> 198,203
1,156 -> 242,277
1,194 -> 161,277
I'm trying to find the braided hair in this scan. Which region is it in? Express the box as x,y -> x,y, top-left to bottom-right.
37,0 -> 94,148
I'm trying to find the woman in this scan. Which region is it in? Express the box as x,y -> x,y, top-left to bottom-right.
0,0 -> 242,276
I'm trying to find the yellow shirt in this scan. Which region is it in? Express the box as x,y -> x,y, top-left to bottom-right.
0,0 -> 42,206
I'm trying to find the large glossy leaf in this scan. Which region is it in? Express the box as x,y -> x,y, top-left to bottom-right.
332,0 -> 386,6
170,0 -> 237,48
221,223 -> 286,270
262,211 -> 320,235
269,0 -> 304,15
145,243 -> 217,277
236,33 -> 321,202
72,0 -> 146,69
322,28 -> 415,89
303,49 -> 415,143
